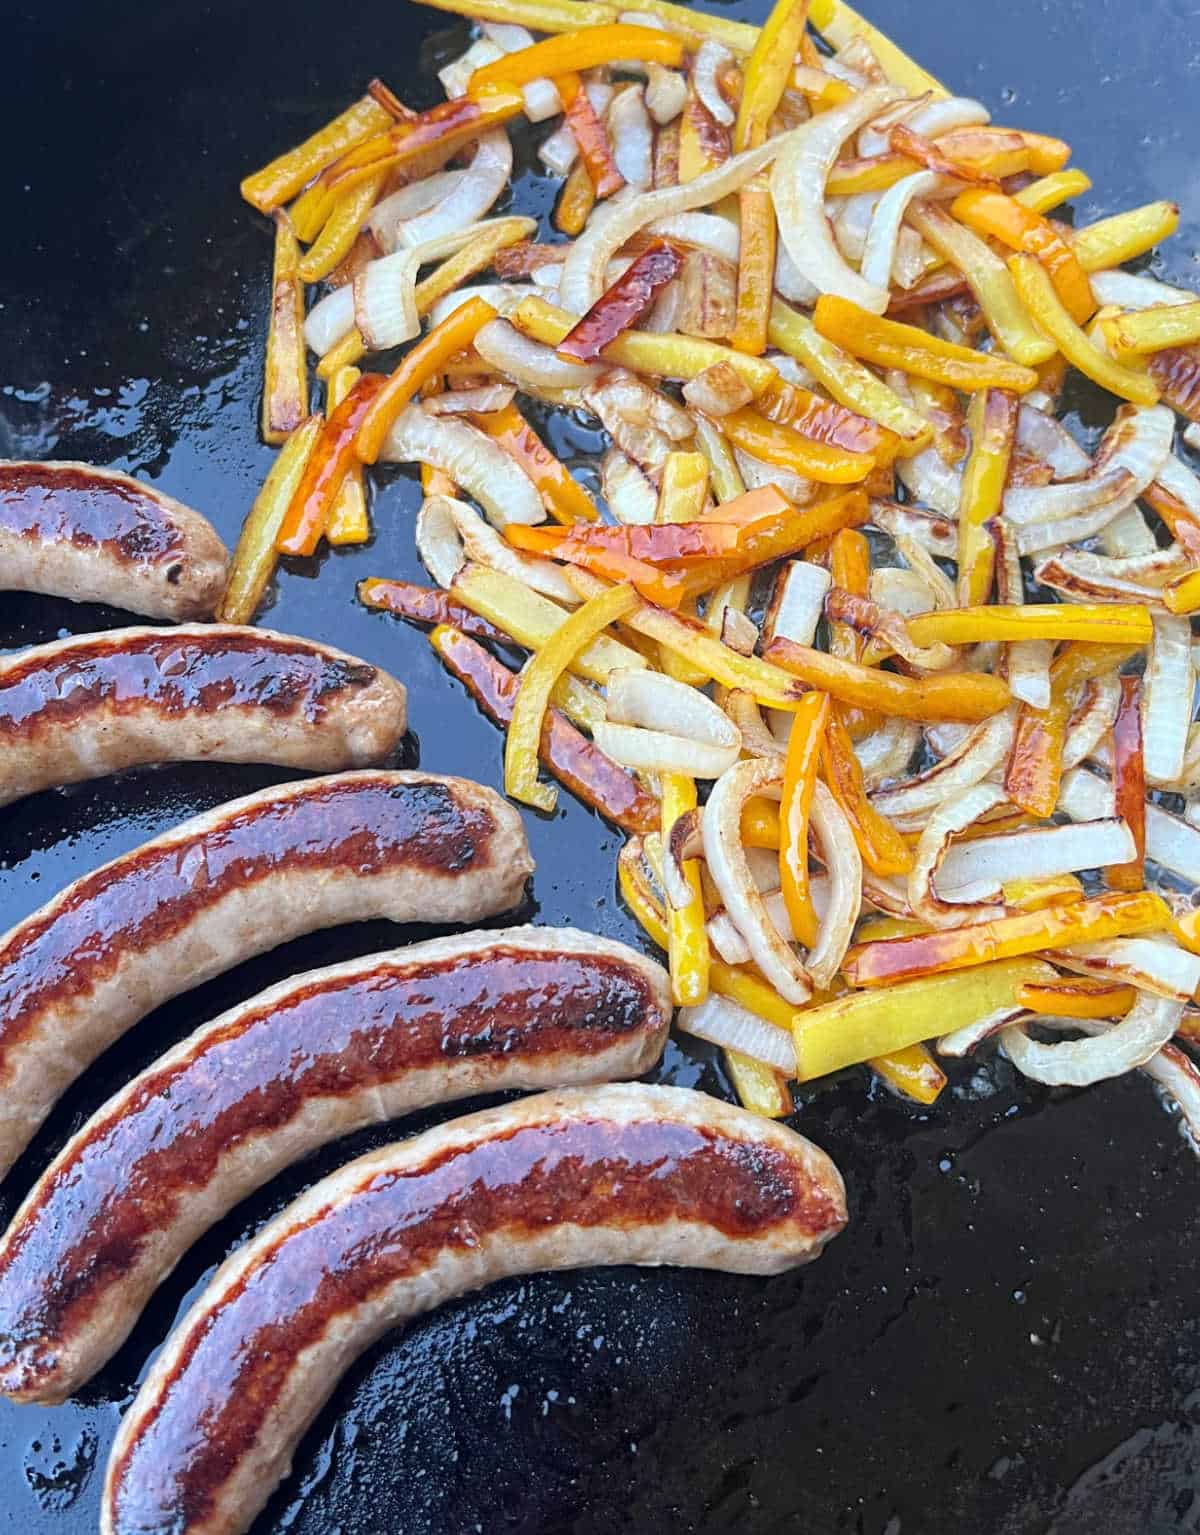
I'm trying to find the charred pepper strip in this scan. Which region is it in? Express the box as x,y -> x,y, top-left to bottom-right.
558,240 -> 687,361
468,24 -> 683,90
276,373 -> 388,557
555,158 -> 596,235
843,891 -> 1169,988
470,402 -> 599,523
558,74 -> 625,200
957,388 -> 1018,605
1108,675 -> 1147,893
663,772 -> 710,1006
262,213 -> 309,446
952,187 -> 1096,325
779,691 -> 829,949
822,714 -> 913,877
720,406 -> 875,484
428,623 -> 659,834
358,578 -> 509,644
760,380 -> 902,462
507,526 -> 693,608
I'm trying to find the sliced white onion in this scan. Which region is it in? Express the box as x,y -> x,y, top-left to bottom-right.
1089,270 -> 1199,310
720,610 -> 761,658
908,783 -> 1008,929
601,448 -> 658,524
423,382 -> 516,417
937,1004 -> 1030,1058
479,24 -> 563,123
661,805 -> 704,911
415,495 -> 466,589
763,559 -> 831,647
539,123 -> 579,175
559,127 -> 801,314
941,818 -> 1135,893
694,40 -> 735,127
869,499 -> 958,558
708,881 -> 836,966
1015,404 -> 1090,476
594,721 -> 740,777
438,37 -> 503,99
368,170 -> 467,253
1100,503 -> 1158,557
353,249 -> 421,349
1155,452 -> 1200,521
860,170 -> 946,291
1001,993 -> 1184,1087
304,284 -> 356,356
703,759 -> 812,1004
1048,937 -> 1200,1005
1059,766 -> 1200,885
1185,422 -> 1200,454
381,403 -> 545,527
682,360 -> 753,416
649,211 -> 740,263
421,494 -> 580,603
805,780 -> 863,989
677,994 -> 796,1074
871,706 -> 1018,821
1034,546 -> 1190,606
394,132 -> 513,250
1144,614 -> 1193,785
723,689 -> 782,757
856,94 -> 930,158
608,85 -> 654,190
910,94 -> 991,138
770,85 -> 897,313
733,445 -> 816,504
1143,1042 -> 1200,1153
828,191 -> 878,264
476,317 -> 603,389
856,717 -> 921,791
773,242 -> 822,306
868,566 -> 933,617
427,283 -> 530,326
644,63 -> 688,124
608,669 -> 741,744
897,444 -> 963,516
1061,672 -> 1119,771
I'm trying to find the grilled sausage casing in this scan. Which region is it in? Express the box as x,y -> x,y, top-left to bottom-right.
0,460 -> 229,620
103,1083 -> 846,1535
0,771 -> 531,1180
0,624 -> 407,806
0,927 -> 670,1403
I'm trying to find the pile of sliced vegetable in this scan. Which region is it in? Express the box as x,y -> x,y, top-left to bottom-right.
227,0 -> 1200,1140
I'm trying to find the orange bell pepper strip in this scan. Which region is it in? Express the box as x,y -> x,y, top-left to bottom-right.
1107,675 -> 1147,893
678,490 -> 870,593
516,521 -> 743,566
1144,478 -> 1200,563
507,525 -> 693,608
730,177 -> 777,357
657,451 -> 711,523
324,366 -> 371,546
889,122 -> 1000,186
763,636 -> 1011,722
558,240 -> 686,361
829,528 -> 869,663
261,213 -> 309,446
779,690 -> 829,949
843,890 -> 1171,989
822,714 -> 913,877
275,373 -> 387,557
428,623 -> 659,835
956,387 -> 1018,605
355,297 -> 498,466
1017,977 -> 1137,1019
906,604 -> 1155,648
557,74 -> 625,200
470,402 -> 598,524
812,295 -> 1040,394
720,406 -> 875,484
555,158 -> 596,235
240,94 -> 393,212
358,577 -> 509,644
758,380 -> 901,463
468,24 -> 683,91
951,187 -> 1096,325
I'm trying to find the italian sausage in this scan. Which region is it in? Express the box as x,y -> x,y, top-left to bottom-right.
0,460 -> 229,621
0,624 -> 407,806
104,1083 -> 846,1535
0,927 -> 670,1404
0,771 -> 530,1181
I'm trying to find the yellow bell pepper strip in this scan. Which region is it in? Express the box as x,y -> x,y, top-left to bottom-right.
555,158 -> 596,236
506,582 -> 639,812
905,203 -> 1056,368
472,25 -> 682,92
815,0 -> 946,95
742,796 -> 783,849
1107,674 -> 1147,894
324,366 -> 371,546
513,295 -> 778,397
822,714 -> 914,877
956,387 -> 1018,606
470,402 -> 598,524
415,0 -> 621,34
889,123 -> 1001,187
720,406 -> 875,485
1163,567 -> 1200,615
724,1052 -> 794,1119
557,74 -> 625,201
1007,253 -> 1161,406
662,773 -> 710,1006
762,636 -> 1012,723
767,301 -> 933,454
451,564 -> 648,684
276,373 -> 387,557
1004,874 -> 1086,912
779,691 -> 829,949
871,1046 -> 947,1105
731,177 -> 777,356
677,489 -> 869,594
1071,201 -> 1180,273
261,214 -> 309,447
316,326 -> 368,382
678,88 -> 731,183
792,958 -> 1056,1080
826,130 -> 1061,197
1013,168 -> 1093,214
297,171 -> 387,284
825,153 -> 926,196
694,415 -> 747,502
217,415 -> 322,624
843,890 -> 1170,989
813,294 -> 1040,395
910,378 -> 968,466
760,380 -> 901,463
656,452 -> 711,524
355,297 -> 498,466
907,604 -> 1154,648
240,95 -> 393,212
1169,910 -> 1200,963
413,216 -> 537,317
951,187 -> 1096,325
1102,300 -> 1200,361
1018,977 -> 1137,1020
734,0 -> 808,149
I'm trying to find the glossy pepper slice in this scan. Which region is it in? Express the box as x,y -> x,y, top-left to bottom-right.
1107,674 -> 1147,893
261,213 -> 309,446
779,691 -> 829,949
952,187 -> 1096,324
821,714 -> 913,877
558,74 -> 625,200
468,24 -> 683,91
240,95 -> 393,212
276,373 -> 387,557
558,240 -> 687,361
763,636 -> 1011,722
662,772 -> 711,1006
470,402 -> 599,523
956,388 -> 1018,605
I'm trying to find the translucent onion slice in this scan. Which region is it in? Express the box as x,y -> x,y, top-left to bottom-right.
417,494 -> 580,602
1047,937 -> 1200,1005
381,403 -> 545,527
908,783 -> 1009,929
677,995 -> 796,1074
1001,993 -> 1183,1088
856,94 -> 931,158
724,689 -> 783,757
869,500 -> 958,558
871,706 -> 1018,821
1100,504 -> 1157,557
602,448 -> 658,524
896,444 -> 963,516
1143,1042 -> 1200,1153
1015,404 -> 1090,476
1088,270 -> 1199,311
428,284 -> 530,326
763,559 -> 832,647
662,806 -> 704,911
774,242 -> 822,306
694,40 -> 735,127
593,722 -> 741,778
707,879 -> 840,966
869,565 -> 937,617
600,669 -> 742,778
424,382 -> 517,416
1063,672 -> 1120,770
393,133 -> 513,250
438,37 -> 503,98
720,610 -> 761,657
368,170 -> 466,253
1059,767 -> 1200,883
769,85 -> 898,314
353,249 -> 421,349
644,63 -> 688,125
1034,546 -> 1191,606
941,817 -> 1135,892
936,1005 -> 1030,1058
860,170 -> 945,291
805,780 -> 862,989
856,717 -> 921,792
682,361 -> 753,416
609,85 -> 654,190
539,123 -> 579,174
476,317 -> 603,389
304,284 -> 355,356
1143,614 -> 1193,785
703,759 -> 812,1004
649,211 -> 740,263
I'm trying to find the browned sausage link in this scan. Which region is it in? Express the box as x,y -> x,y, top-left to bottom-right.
104,1084 -> 846,1535
0,928 -> 670,1404
0,772 -> 531,1181
0,460 -> 230,620
0,624 -> 407,806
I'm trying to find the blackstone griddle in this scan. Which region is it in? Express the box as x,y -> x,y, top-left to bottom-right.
1,1 -> 1198,1530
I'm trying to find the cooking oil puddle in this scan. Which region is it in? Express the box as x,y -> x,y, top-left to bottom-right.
22,1425 -> 97,1511
1047,1420 -> 1200,1531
